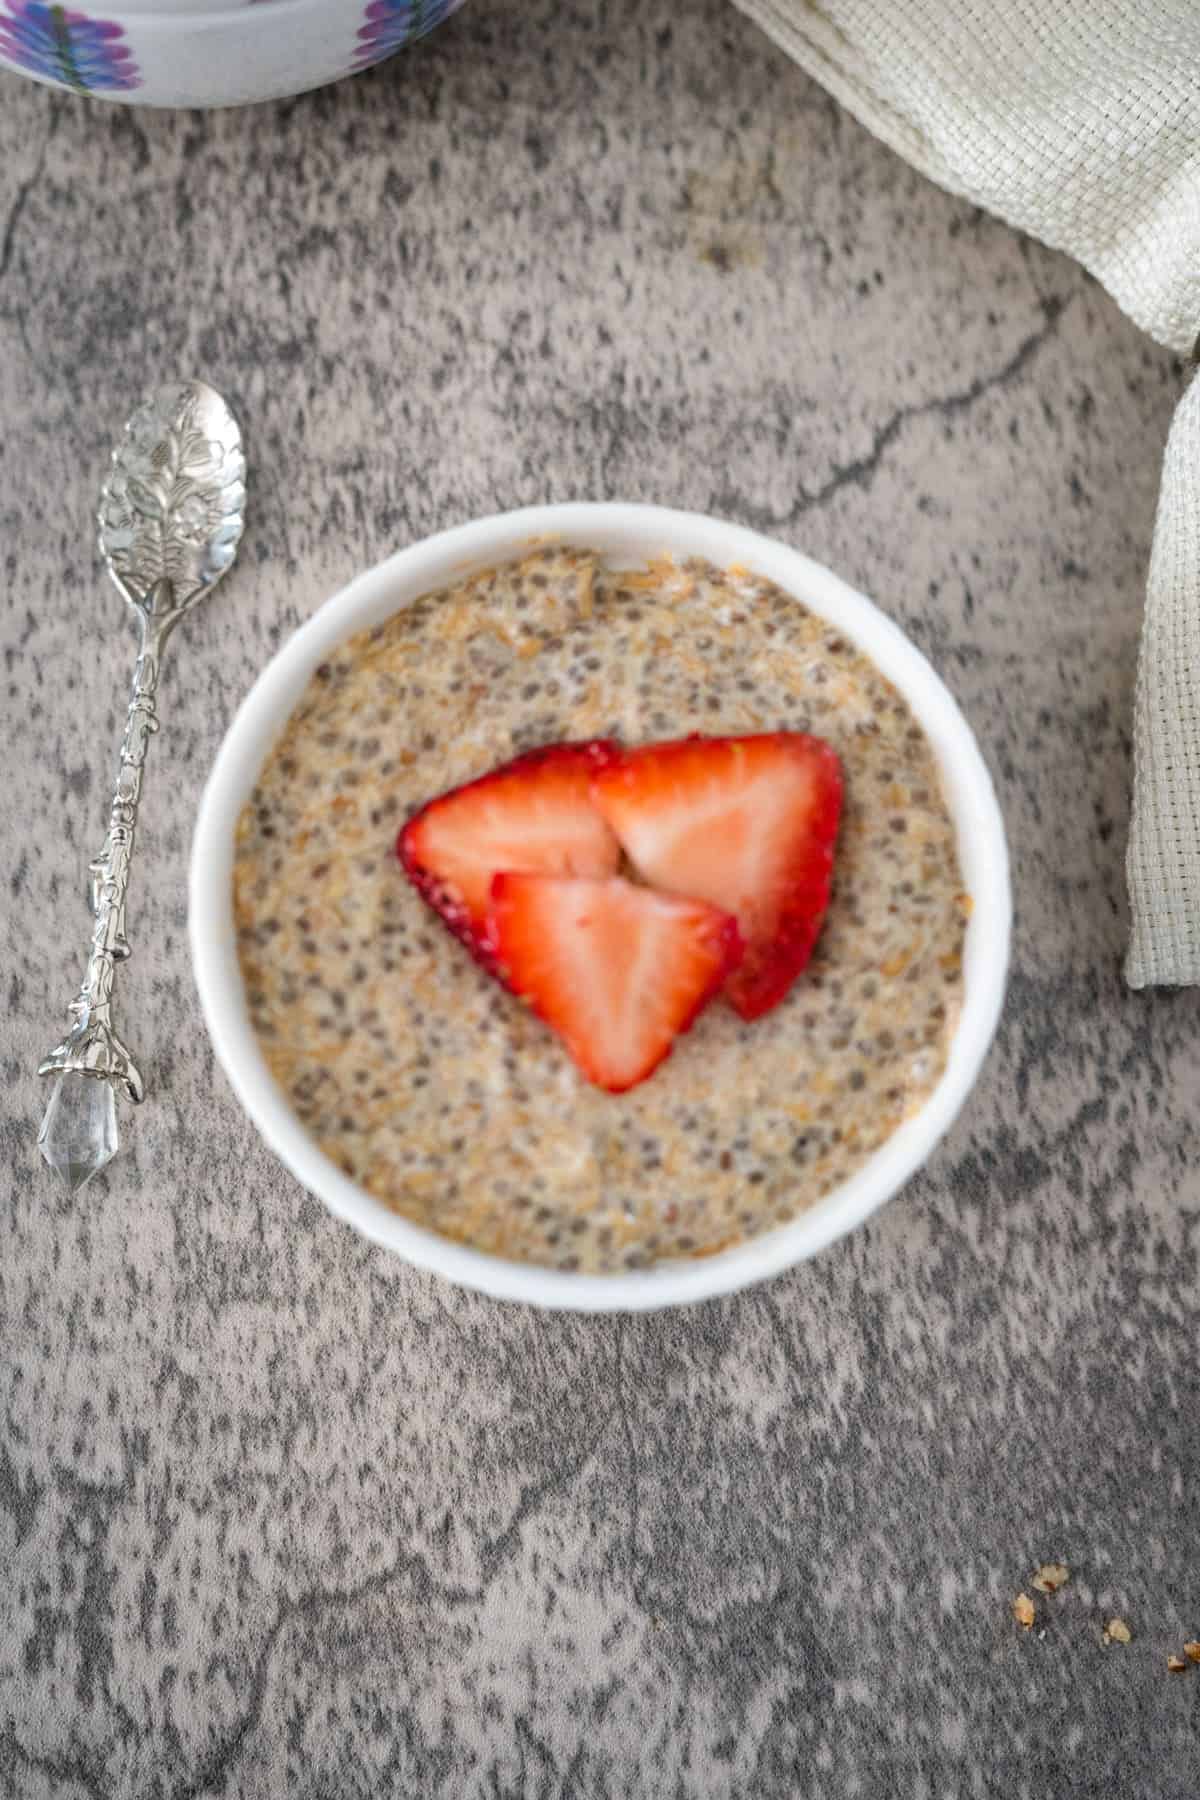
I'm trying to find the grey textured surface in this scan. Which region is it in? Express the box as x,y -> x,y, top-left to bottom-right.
2,3 -> 1199,1795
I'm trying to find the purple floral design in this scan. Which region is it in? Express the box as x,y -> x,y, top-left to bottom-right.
354,0 -> 464,71
0,1 -> 139,92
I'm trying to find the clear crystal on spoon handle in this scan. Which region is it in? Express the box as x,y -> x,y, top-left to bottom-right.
35,628 -> 159,1107
37,1072 -> 119,1192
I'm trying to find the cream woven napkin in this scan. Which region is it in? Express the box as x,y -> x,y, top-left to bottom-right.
732,0 -> 1200,985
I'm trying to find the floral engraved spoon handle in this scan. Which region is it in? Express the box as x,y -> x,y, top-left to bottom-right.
37,381 -> 245,1190
46,601 -> 166,1105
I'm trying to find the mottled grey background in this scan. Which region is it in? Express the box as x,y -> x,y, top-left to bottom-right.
3,3 -> 1199,1795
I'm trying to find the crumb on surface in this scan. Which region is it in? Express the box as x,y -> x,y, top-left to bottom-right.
1167,1654 -> 1188,1673
1032,1563 -> 1069,1595
1104,1617 -> 1132,1645
1013,1593 -> 1036,1630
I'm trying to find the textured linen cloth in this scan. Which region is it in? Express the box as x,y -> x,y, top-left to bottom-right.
732,0 -> 1200,985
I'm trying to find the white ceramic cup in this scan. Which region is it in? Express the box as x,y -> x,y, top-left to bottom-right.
189,503 -> 1011,1311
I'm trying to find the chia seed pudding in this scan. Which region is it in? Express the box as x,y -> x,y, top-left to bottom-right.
234,547 -> 969,1272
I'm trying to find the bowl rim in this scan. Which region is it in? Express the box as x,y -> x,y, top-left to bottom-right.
189,502 -> 1011,1312
47,0 -> 364,22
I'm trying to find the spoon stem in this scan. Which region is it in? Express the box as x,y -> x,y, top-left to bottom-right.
38,588 -> 174,1104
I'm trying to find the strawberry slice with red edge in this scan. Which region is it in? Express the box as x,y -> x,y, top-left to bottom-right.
398,741 -> 620,970
591,733 -> 842,1020
488,873 -> 742,1092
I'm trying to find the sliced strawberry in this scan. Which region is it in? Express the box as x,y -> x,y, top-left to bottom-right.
591,733 -> 842,1021
398,741 -> 620,968
488,873 -> 742,1092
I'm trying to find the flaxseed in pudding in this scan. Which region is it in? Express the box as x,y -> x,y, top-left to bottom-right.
235,548 -> 968,1272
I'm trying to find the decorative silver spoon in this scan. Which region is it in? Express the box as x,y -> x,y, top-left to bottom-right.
37,380 -> 246,1191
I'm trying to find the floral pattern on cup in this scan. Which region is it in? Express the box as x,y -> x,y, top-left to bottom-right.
0,1 -> 139,91
354,0 -> 464,70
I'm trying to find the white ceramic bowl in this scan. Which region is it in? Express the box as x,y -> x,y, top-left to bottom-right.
0,0 -> 466,109
190,503 -> 1011,1311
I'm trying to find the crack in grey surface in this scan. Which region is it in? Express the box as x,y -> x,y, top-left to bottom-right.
0,98 -> 61,292
712,293 -> 1071,529
168,1407 -> 618,1800
1,1723 -> 110,1800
